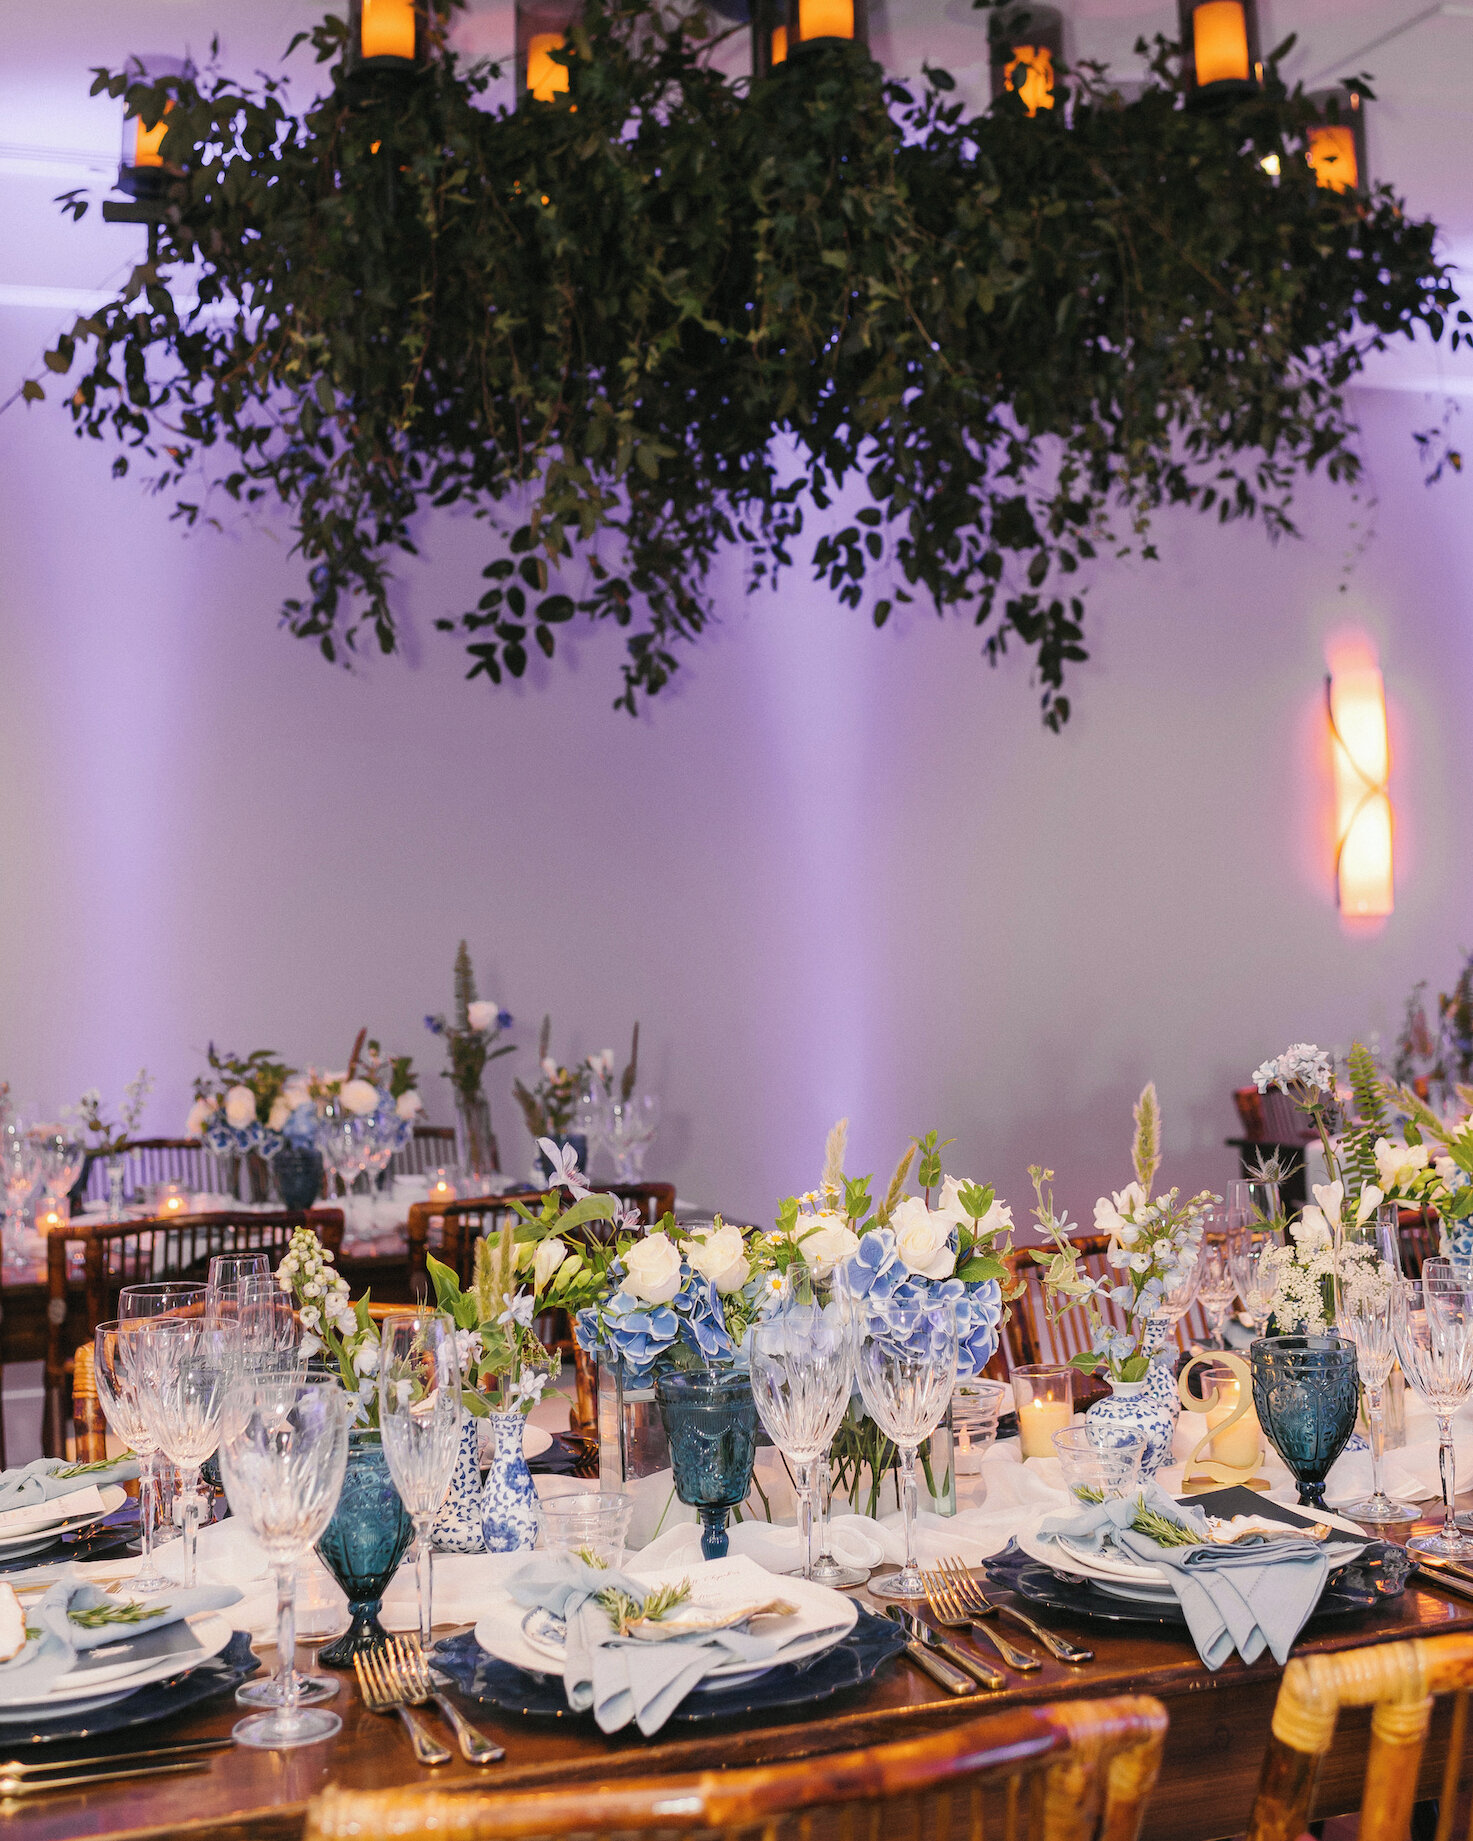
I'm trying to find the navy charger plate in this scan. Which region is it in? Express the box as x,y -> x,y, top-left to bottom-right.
433,1608 -> 907,1724
4,1630 -> 261,1749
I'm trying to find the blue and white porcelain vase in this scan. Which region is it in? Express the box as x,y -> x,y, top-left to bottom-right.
1085,1379 -> 1174,1479
1142,1316 -> 1180,1426
480,1410 -> 538,1553
432,1417 -> 484,1554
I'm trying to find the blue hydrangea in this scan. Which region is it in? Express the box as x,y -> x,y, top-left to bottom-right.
282,1102 -> 320,1147
839,1232 -> 1002,1379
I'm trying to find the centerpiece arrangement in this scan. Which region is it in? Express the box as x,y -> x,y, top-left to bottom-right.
425,941 -> 514,1177
75,1068 -> 154,1217
185,1045 -> 294,1200
1032,1083 -> 1215,1476
512,1016 -> 621,1183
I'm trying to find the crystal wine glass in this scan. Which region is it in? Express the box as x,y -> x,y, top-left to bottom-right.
1228,1224 -> 1283,1338
1393,1273 -> 1473,1558
1229,1177 -> 1284,1229
1197,1212 -> 1243,1347
788,1265 -> 869,1588
1,1115 -> 42,1270
36,1126 -> 86,1207
853,1295 -> 958,1600
114,1281 -> 207,1587
94,1321 -> 173,1592
127,1315 -> 230,1587
378,1313 -> 463,1648
1332,1251 -> 1416,1523
750,1292 -> 854,1582
219,1378 -> 350,1750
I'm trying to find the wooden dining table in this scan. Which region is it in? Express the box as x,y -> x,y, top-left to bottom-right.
6,1509 -> 1473,1841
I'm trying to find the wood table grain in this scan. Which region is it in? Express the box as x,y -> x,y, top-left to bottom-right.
3,1516 -> 1471,1841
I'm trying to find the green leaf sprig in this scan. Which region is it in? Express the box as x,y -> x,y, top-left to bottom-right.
594,1578 -> 691,1637
69,1600 -> 168,1630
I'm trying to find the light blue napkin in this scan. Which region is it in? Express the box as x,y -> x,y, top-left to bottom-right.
1039,1485 -> 1328,1670
0,1567 -> 241,1705
507,1553 -> 785,1736
0,1457 -> 139,1514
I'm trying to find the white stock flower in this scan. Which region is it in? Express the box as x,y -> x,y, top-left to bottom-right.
341,1079 -> 379,1117
890,1196 -> 957,1280
533,1236 -> 569,1290
467,1000 -> 497,1031
622,1232 -> 683,1304
224,1085 -> 256,1129
799,1211 -> 860,1276
396,1090 -> 423,1120
685,1222 -> 750,1293
184,1098 -> 214,1139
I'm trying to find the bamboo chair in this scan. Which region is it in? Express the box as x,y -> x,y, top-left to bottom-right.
388,1124 -> 458,1180
78,1138 -> 228,1204
1245,1631 -> 1473,1841
42,1207 -> 344,1457
406,1181 -> 677,1295
304,1693 -> 1168,1841
70,1338 -> 109,1464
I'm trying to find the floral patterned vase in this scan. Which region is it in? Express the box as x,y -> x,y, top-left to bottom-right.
1142,1316 -> 1180,1426
431,1418 -> 484,1554
315,1430 -> 414,1666
1085,1379 -> 1174,1479
481,1410 -> 538,1553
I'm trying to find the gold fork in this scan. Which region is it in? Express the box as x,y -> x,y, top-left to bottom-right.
387,1637 -> 504,1765
353,1648 -> 452,1765
938,1556 -> 1094,1664
919,1569 -> 1041,1671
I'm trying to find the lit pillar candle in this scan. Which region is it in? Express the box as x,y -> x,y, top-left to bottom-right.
1011,1364 -> 1075,1458
1207,1377 -> 1262,1470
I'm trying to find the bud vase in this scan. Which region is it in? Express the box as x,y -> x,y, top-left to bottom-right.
1143,1316 -> 1180,1426
455,1093 -> 500,1179
481,1410 -> 538,1553
1085,1379 -> 1174,1479
432,1417 -> 484,1553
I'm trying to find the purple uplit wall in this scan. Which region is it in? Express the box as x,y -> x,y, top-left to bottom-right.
2,0 -> 1472,1227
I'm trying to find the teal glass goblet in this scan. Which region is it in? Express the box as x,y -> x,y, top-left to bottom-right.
654,1367 -> 759,1560
1250,1333 -> 1360,1509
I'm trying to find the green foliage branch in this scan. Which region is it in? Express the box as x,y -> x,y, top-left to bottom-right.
29,2 -> 1464,726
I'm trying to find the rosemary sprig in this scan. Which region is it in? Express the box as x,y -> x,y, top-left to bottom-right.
69,1600 -> 168,1630
594,1578 -> 690,1637
1129,1504 -> 1200,1548
56,1455 -> 129,1479
574,1546 -> 609,1569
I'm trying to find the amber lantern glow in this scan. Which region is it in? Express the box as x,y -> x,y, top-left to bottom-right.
117,55 -> 190,200
517,0 -> 580,102
359,0 -> 417,61
526,33 -> 570,100
1327,642 -> 1393,919
989,8 -> 1063,114
1307,91 -> 1366,192
1179,0 -> 1260,95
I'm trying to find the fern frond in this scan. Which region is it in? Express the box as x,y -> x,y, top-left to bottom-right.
1132,1082 -> 1162,1195
822,1118 -> 849,1193
876,1141 -> 915,1227
1342,1041 -> 1390,1202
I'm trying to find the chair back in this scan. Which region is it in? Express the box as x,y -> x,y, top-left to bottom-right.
43,1208 -> 344,1456
1002,1235 -> 1210,1375
1398,1207 -> 1440,1281
304,1693 -> 1167,1841
406,1182 -> 676,1294
1246,1631 -> 1473,1841
80,1138 -> 229,1203
389,1125 -> 458,1179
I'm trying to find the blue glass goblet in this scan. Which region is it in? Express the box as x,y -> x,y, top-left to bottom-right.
654,1367 -> 759,1560
1250,1333 -> 1360,1509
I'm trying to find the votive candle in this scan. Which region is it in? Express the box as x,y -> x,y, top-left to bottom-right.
1206,1375 -> 1262,1470
1012,1364 -> 1074,1458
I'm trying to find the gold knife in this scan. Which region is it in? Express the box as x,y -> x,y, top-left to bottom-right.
0,1738 -> 231,1776
882,1607 -> 977,1695
0,1760 -> 211,1798
1412,1562 -> 1473,1603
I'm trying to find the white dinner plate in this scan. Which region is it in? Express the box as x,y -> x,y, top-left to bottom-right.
0,1486 -> 130,1553
1018,1503 -> 1368,1586
523,1425 -> 553,1460
474,1561 -> 856,1687
0,1611 -> 234,1718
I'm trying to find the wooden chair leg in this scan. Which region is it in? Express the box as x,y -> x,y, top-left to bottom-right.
1361,1696 -> 1434,1841
1436,1690 -> 1467,1841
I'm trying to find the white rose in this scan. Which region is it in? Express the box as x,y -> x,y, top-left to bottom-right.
467,1000 -> 496,1031
799,1211 -> 860,1276
890,1196 -> 957,1280
224,1085 -> 256,1129
533,1237 -> 568,1290
686,1222 -> 750,1293
184,1098 -> 214,1139
396,1090 -> 423,1120
267,1096 -> 292,1131
622,1232 -> 683,1304
341,1078 -> 379,1117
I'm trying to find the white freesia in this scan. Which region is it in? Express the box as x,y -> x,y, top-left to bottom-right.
184,1097 -> 215,1138
281,1079 -> 312,1111
224,1085 -> 256,1129
533,1236 -> 569,1291
622,1231 -> 683,1304
685,1222 -> 750,1293
1311,1180 -> 1344,1224
467,1000 -> 496,1031
799,1210 -> 860,1276
267,1096 -> 292,1131
341,1078 -> 379,1117
890,1195 -> 957,1280
1290,1205 -> 1334,1256
396,1090 -> 423,1120
1354,1183 -> 1385,1227
1374,1137 -> 1430,1193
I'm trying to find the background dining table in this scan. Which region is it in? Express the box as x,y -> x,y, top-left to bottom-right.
4,1506 -> 1472,1841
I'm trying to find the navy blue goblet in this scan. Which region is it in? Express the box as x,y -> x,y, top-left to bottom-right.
654,1367 -> 759,1560
1250,1333 -> 1360,1509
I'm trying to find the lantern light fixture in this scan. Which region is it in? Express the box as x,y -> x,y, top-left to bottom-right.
989,6 -> 1064,115
753,0 -> 867,77
1306,88 -> 1367,192
350,0 -> 428,68
516,0 -> 580,102
117,54 -> 190,201
1326,643 -> 1393,920
1178,0 -> 1261,100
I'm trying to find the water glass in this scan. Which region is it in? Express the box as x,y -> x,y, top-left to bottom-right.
1250,1333 -> 1360,1508
951,1377 -> 1008,1474
536,1492 -> 634,1567
750,1294 -> 854,1582
1197,1215 -> 1243,1346
1051,1425 -> 1145,1503
852,1297 -> 957,1601
378,1314 -> 463,1646
1229,1178 -> 1283,1228
207,1251 -> 271,1299
1333,1253 -> 1415,1524
126,1316 -> 230,1585
220,1379 -> 350,1749
655,1368 -> 759,1561
114,1281 -> 206,1587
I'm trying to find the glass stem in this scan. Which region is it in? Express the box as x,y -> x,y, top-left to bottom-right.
1366,1383 -> 1387,1504
900,1444 -> 919,1576
1438,1416 -> 1459,1541
275,1563 -> 298,1723
815,1453 -> 833,1560
179,1466 -> 202,1588
795,1461 -> 814,1580
415,1519 -> 434,1647
138,1452 -> 157,1571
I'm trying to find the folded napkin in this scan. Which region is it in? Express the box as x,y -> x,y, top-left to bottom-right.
0,1566 -> 241,1705
0,1457 -> 139,1516
1039,1485 -> 1328,1670
506,1553 -> 791,1736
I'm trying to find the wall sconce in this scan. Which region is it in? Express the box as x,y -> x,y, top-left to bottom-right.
516,0 -> 580,101
989,6 -> 1064,115
754,0 -> 867,76
1178,0 -> 1261,100
1306,89 -> 1367,192
116,55 -> 190,201
350,0 -> 428,68
1327,651 -> 1393,919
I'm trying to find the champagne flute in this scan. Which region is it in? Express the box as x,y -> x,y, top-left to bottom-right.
1332,1252 -> 1416,1524
115,1281 -> 206,1585
1393,1273 -> 1473,1558
378,1313 -> 463,1647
